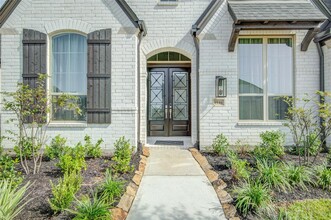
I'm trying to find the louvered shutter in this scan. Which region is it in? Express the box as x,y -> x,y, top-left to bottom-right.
22,29 -> 47,123
87,29 -> 112,124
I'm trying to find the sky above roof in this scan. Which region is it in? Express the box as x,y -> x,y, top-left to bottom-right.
0,0 -> 5,8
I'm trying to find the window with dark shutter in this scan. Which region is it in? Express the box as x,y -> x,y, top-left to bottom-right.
87,29 -> 112,124
22,29 -> 47,123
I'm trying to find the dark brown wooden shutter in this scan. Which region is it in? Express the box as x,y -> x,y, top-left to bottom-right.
22,29 -> 47,123
87,29 -> 112,124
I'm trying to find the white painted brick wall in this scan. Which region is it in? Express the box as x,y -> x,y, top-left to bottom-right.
198,2 -> 321,149
1,0 -> 138,150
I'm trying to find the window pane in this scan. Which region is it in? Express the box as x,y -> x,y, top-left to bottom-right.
158,52 -> 168,61
267,38 -> 293,95
268,96 -> 290,120
239,96 -> 263,120
239,38 -> 263,94
169,52 -> 180,61
52,95 -> 87,121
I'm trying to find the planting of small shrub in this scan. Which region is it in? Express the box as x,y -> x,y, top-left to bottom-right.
279,199 -> 331,220
0,153 -> 22,187
49,171 -> 82,213
57,143 -> 87,174
291,132 -> 321,157
256,159 -> 291,191
68,193 -> 111,220
83,135 -> 103,158
99,169 -> 124,204
229,156 -> 250,180
234,180 -> 272,216
253,130 -> 285,160
45,135 -> 69,160
211,134 -> 229,156
112,137 -> 134,174
0,180 -> 31,220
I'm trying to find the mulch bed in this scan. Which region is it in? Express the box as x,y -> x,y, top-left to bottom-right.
16,149 -> 141,220
203,152 -> 331,219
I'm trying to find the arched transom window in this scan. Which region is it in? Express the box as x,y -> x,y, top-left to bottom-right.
52,33 -> 87,121
148,51 -> 190,63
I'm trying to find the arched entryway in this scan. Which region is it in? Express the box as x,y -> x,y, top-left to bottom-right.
147,51 -> 191,137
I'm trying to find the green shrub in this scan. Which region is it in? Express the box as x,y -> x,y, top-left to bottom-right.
259,130 -> 285,158
234,180 -> 272,216
57,143 -> 87,174
315,164 -> 331,190
13,137 -> 40,160
0,154 -> 22,187
291,132 -> 321,157
112,137 -> 134,174
279,199 -> 331,220
211,134 -> 229,156
0,180 -> 31,220
284,164 -> 314,190
99,169 -> 124,204
49,171 -> 82,213
253,146 -> 276,161
256,159 -> 291,191
45,135 -> 69,160
67,193 -> 111,220
84,135 -> 103,158
229,157 -> 250,180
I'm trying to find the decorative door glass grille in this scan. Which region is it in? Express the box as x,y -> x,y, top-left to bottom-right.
149,72 -> 165,120
173,72 -> 189,120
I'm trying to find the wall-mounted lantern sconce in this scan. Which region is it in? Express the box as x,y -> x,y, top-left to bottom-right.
215,76 -> 227,97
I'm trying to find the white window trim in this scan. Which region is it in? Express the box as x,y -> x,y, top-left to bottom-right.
48,31 -> 88,123
237,35 -> 295,122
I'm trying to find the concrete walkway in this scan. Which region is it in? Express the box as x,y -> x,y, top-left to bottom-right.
127,148 -> 225,220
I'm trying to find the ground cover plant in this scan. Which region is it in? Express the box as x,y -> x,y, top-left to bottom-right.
0,135 -> 140,220
204,129 -> 331,219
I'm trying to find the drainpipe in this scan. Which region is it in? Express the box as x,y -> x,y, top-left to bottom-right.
316,42 -> 327,151
137,21 -> 146,152
192,25 -> 200,150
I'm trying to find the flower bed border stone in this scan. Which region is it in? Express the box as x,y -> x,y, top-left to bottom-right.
189,148 -> 239,220
111,147 -> 150,220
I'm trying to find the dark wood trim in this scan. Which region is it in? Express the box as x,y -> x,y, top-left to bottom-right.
301,27 -> 320,51
87,39 -> 111,44
22,39 -> 46,44
87,74 -> 111,78
228,27 -> 240,52
86,108 -> 111,113
0,0 -> 21,28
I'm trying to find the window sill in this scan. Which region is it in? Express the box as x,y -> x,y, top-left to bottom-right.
48,122 -> 87,128
157,1 -> 178,6
236,121 -> 284,126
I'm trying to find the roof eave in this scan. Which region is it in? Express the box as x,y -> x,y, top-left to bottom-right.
0,0 -> 22,28
115,0 -> 147,36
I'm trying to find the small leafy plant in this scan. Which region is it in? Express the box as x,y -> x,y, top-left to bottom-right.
211,134 -> 229,156
234,180 -> 272,216
112,137 -> 134,174
259,130 -> 285,158
49,171 -> 82,213
0,154 -> 22,187
67,193 -> 111,220
84,135 -> 103,158
99,169 -> 124,204
256,159 -> 291,191
0,180 -> 31,220
229,157 -> 250,180
57,143 -> 87,174
45,135 -> 69,160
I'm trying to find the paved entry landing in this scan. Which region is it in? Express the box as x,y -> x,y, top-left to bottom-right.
127,148 -> 225,220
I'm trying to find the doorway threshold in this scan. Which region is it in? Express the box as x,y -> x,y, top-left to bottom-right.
146,137 -> 193,149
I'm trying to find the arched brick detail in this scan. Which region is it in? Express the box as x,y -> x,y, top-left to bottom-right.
44,19 -> 93,35
141,38 -> 196,59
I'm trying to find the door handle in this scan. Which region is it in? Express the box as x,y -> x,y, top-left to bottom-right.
169,106 -> 172,120
165,105 -> 168,119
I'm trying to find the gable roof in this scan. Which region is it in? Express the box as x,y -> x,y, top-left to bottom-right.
0,0 -> 147,35
228,0 -> 326,23
312,0 -> 331,42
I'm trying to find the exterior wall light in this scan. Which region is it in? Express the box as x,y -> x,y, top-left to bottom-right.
215,76 -> 227,97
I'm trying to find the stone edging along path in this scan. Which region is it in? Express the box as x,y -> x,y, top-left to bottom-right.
111,147 -> 150,220
189,148 -> 240,220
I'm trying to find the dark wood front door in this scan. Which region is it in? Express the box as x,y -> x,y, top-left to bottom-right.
148,68 -> 191,136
